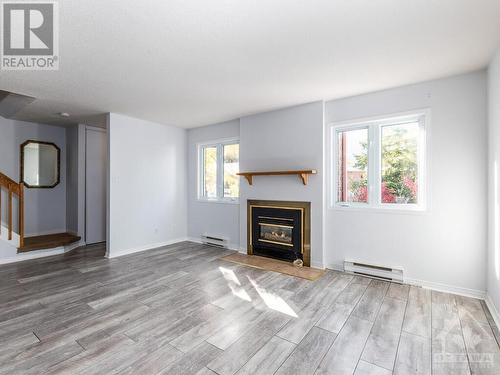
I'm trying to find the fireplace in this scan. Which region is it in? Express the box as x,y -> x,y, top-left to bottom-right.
247,200 -> 311,267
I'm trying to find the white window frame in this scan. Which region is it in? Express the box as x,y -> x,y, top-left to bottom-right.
197,137 -> 239,204
328,110 -> 429,212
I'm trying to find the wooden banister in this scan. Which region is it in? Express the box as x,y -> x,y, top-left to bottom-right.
0,171 -> 24,247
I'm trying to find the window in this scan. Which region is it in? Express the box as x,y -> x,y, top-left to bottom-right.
199,138 -> 239,202
337,128 -> 369,203
331,112 -> 426,210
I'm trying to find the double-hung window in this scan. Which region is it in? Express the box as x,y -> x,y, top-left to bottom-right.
198,138 -> 239,202
331,111 -> 427,210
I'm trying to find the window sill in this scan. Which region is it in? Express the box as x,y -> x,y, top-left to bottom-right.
197,198 -> 240,205
330,204 -> 428,216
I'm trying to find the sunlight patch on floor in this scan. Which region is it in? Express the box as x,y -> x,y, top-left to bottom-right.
247,276 -> 298,318
219,266 -> 241,285
219,266 -> 252,302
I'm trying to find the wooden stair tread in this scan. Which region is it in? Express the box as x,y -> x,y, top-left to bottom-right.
18,232 -> 80,253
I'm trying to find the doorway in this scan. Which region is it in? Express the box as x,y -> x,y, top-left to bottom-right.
85,127 -> 107,244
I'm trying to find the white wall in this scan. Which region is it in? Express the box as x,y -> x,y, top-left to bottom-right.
239,102 -> 325,268
488,48 -> 500,319
107,113 -> 188,257
187,119 -> 240,248
325,71 -> 488,296
0,117 -> 67,236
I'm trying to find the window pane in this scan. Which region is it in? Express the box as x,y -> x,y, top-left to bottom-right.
203,146 -> 217,198
223,143 -> 239,198
337,128 -> 368,203
381,122 -> 419,204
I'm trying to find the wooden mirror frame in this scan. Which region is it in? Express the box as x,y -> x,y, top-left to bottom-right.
20,140 -> 61,188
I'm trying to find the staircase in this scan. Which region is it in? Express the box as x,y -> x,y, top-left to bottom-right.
0,171 -> 80,255
0,171 -> 24,248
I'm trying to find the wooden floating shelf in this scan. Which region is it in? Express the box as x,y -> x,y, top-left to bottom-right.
237,170 -> 317,185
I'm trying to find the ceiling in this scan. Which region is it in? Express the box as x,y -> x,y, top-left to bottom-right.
1,0 -> 500,128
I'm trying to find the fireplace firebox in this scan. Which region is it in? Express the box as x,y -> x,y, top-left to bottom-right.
247,200 -> 311,267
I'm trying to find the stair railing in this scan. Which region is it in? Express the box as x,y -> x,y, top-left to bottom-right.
0,171 -> 24,248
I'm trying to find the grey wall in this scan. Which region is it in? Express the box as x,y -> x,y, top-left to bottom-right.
488,48 -> 500,315
239,102 -> 325,267
185,71 -> 488,296
0,116 -> 67,236
325,71 -> 488,295
187,119 -> 240,248
66,125 -> 79,234
107,113 -> 188,257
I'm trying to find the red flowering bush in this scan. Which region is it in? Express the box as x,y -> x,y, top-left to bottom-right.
403,177 -> 417,199
354,185 -> 368,202
381,182 -> 396,203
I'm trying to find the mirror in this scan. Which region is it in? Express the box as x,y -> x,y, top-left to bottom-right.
20,140 -> 60,188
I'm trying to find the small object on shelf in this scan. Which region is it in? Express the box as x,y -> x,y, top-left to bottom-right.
237,170 -> 317,185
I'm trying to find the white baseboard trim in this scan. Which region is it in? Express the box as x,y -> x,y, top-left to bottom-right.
65,240 -> 86,252
0,239 -> 86,265
324,262 -> 486,300
187,236 -> 202,244
325,262 -> 344,272
107,238 -> 189,258
485,294 -> 500,330
404,277 -> 486,300
0,246 -> 65,264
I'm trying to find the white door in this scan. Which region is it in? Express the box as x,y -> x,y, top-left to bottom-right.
85,128 -> 107,244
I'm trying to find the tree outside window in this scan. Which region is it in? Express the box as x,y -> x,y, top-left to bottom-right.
334,114 -> 424,209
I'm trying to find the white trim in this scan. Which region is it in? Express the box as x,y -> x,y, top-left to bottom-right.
327,109 -> 431,212
0,247 -> 66,264
330,205 -> 430,216
197,137 -> 239,202
106,237 -> 189,258
404,276 -> 486,299
196,198 -> 239,205
0,239 -> 84,265
64,239 -> 86,252
328,109 -> 432,129
187,236 -> 203,244
485,294 -> 500,330
325,262 -> 485,299
326,262 -> 345,272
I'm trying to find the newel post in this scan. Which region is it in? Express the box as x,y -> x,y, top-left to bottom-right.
18,182 -> 24,248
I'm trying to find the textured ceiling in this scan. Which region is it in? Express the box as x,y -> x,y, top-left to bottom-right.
1,0 -> 500,128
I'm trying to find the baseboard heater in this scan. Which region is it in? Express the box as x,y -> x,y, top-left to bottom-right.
344,260 -> 403,283
201,234 -> 228,249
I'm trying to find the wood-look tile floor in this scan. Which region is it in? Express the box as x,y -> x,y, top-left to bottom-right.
1,241 -> 499,375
